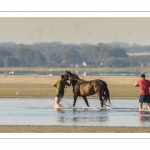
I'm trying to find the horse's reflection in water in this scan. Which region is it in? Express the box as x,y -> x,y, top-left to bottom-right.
57,116 -> 108,124
72,116 -> 108,123
63,71 -> 111,109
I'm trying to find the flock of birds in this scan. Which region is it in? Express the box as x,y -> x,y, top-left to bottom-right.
7,61 -> 87,77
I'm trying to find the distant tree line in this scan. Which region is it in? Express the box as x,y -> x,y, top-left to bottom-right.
0,42 -> 150,67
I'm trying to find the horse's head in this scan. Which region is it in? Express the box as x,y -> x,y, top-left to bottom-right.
63,70 -> 81,87
65,70 -> 80,79
63,72 -> 70,81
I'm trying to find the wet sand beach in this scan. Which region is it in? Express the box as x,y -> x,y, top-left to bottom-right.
0,75 -> 141,98
0,125 -> 150,133
0,75 -> 150,133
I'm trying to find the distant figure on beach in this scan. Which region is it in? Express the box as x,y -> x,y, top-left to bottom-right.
52,74 -> 71,108
134,74 -> 150,111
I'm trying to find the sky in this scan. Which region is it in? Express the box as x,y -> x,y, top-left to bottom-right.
1,0 -> 150,46
1,17 -> 150,46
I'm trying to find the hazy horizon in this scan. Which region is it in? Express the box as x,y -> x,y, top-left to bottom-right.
0,17 -> 150,46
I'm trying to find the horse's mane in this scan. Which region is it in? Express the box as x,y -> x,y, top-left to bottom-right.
70,77 -> 81,82
65,70 -> 85,82
70,72 -> 80,79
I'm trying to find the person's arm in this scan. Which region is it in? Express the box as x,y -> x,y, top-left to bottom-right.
52,84 -> 57,87
134,82 -> 139,87
52,81 -> 57,87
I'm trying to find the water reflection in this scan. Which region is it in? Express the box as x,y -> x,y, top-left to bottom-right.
1,98 -> 150,126
56,115 -> 108,125
139,111 -> 150,124
140,116 -> 150,122
57,117 -> 65,123
55,108 -> 109,125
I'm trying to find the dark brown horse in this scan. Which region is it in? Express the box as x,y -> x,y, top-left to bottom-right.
63,70 -> 110,108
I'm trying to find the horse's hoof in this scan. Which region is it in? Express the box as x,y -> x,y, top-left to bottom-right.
88,107 -> 94,109
105,106 -> 111,109
82,107 -> 88,109
100,107 -> 105,110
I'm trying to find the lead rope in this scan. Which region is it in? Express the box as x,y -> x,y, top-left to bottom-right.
62,99 -> 71,108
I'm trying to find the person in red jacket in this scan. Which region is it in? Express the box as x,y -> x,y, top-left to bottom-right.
134,74 -> 150,111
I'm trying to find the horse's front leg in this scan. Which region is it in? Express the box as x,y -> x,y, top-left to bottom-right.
73,95 -> 78,107
83,96 -> 90,107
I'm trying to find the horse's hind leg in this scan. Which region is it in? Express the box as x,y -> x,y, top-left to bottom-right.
100,94 -> 103,108
83,96 -> 90,107
97,92 -> 103,109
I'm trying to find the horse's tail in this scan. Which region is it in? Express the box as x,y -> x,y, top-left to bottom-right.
104,82 -> 110,105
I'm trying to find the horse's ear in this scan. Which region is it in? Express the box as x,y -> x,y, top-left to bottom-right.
65,70 -> 71,74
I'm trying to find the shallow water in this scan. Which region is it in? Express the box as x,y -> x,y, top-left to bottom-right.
0,98 -> 150,127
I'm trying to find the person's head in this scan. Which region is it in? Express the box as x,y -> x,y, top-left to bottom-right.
141,73 -> 145,79
60,74 -> 64,80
